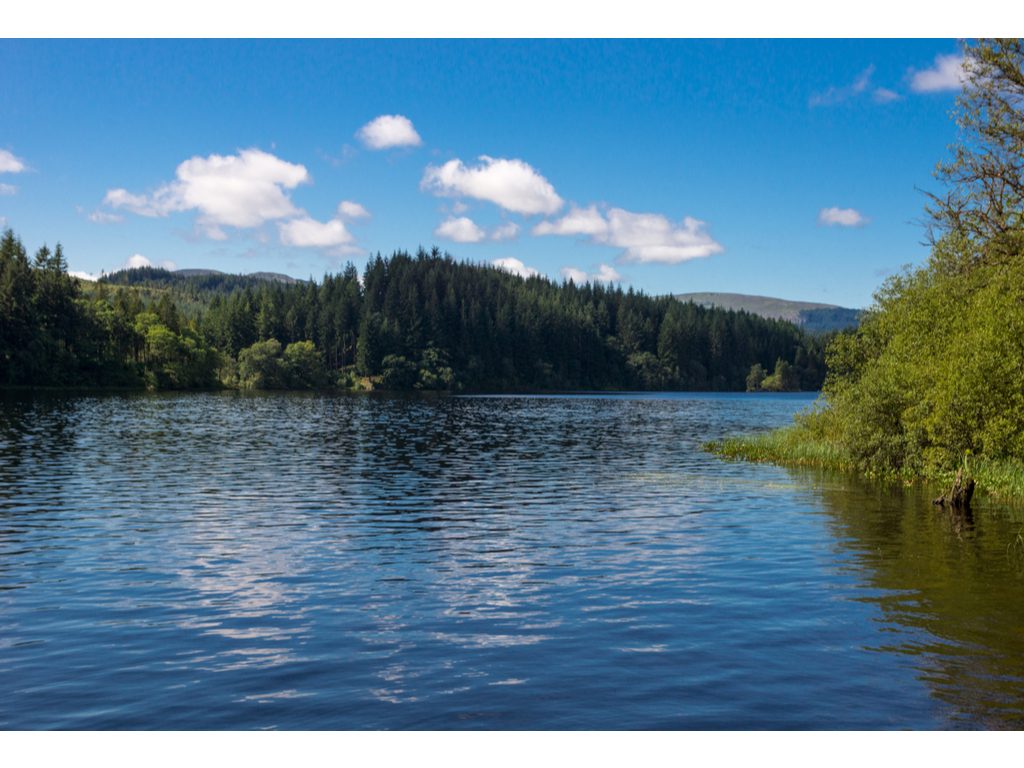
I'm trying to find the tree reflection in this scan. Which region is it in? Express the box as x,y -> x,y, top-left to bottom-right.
782,466 -> 1024,728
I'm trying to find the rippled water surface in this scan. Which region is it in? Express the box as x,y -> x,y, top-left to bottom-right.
2,390 -> 1023,729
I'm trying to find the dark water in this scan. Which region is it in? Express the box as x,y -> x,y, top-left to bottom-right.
1,390 -> 1022,730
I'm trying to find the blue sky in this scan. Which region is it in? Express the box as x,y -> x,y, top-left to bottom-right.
0,38 -> 969,309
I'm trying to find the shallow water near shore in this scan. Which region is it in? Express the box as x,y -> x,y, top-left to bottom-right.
1,390 -> 1022,729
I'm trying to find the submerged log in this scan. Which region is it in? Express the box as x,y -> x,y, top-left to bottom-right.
932,468 -> 975,509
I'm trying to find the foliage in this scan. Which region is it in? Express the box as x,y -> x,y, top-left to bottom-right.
747,358 -> 801,392
797,232 -> 1024,475
746,363 -> 766,392
237,339 -> 328,390
283,341 -> 327,389
2,227 -> 833,394
925,38 -> 1024,266
770,39 -> 1024,487
198,246 -> 830,392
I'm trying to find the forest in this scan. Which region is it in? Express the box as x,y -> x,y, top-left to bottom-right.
1,233 -> 832,393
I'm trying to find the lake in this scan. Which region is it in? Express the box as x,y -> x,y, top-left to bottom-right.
1,390 -> 1022,729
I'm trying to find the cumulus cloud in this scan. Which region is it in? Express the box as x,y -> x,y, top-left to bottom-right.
68,270 -> 98,282
101,148 -> 369,250
336,200 -> 370,221
421,156 -> 564,216
489,222 -> 521,242
533,204 -> 608,236
278,216 -> 354,248
434,215 -> 486,243
0,183 -> 17,195
534,204 -> 723,264
118,254 -> 178,272
909,53 -> 967,93
818,206 -> 871,227
559,263 -> 624,284
356,115 -> 423,150
103,148 -> 310,240
0,149 -> 27,174
433,216 -> 521,244
492,257 -> 539,279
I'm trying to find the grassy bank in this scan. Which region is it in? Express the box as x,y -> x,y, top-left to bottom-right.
703,427 -> 1024,505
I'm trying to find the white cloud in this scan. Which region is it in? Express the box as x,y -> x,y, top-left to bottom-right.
103,189 -> 154,214
101,148 -> 369,250
492,257 -> 539,279
852,65 -> 874,93
559,263 -> 624,284
810,65 -> 901,107
278,216 -> 354,247
810,66 -> 875,107
560,266 -> 589,284
452,201 -> 470,214
873,88 -> 901,103
533,204 -> 608,236
593,264 -> 625,282
489,222 -> 521,242
818,206 -> 870,227
0,216 -> 6,228
114,254 -> 178,273
0,183 -> 17,195
77,205 -> 124,224
0,149 -> 27,174
68,270 -> 98,282
356,115 -> 423,150
421,156 -> 564,216
434,215 -> 486,243
909,53 -> 967,93
336,200 -> 370,220
433,216 -> 521,244
103,148 -> 310,239
534,204 -> 723,264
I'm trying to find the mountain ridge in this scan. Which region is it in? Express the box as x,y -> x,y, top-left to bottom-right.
674,292 -> 861,331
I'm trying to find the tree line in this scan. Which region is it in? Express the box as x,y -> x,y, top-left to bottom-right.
3,231 -> 831,392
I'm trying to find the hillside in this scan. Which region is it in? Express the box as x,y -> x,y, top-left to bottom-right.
174,269 -> 303,284
674,292 -> 860,331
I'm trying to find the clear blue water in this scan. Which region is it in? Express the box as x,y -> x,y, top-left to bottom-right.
1,390 -> 1022,729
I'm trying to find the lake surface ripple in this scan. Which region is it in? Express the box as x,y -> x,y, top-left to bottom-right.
1,391 -> 1022,729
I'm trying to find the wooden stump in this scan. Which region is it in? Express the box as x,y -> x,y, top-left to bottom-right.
932,468 -> 975,509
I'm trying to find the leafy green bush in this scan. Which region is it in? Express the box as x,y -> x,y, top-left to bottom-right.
800,234 -> 1024,474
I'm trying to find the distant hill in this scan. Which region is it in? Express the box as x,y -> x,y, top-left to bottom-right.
674,292 -> 861,332
173,269 -> 302,284
95,266 -> 309,320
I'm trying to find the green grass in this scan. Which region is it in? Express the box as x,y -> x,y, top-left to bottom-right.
704,427 -> 1024,504
703,427 -> 859,472
938,456 -> 1024,504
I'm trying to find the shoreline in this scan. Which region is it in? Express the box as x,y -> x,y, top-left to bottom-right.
703,426 -> 1024,506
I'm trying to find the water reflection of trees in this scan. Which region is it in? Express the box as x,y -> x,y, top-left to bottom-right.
784,466 -> 1024,729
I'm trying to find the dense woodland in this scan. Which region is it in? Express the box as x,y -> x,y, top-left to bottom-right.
1,233 -> 831,393
797,39 -> 1024,474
